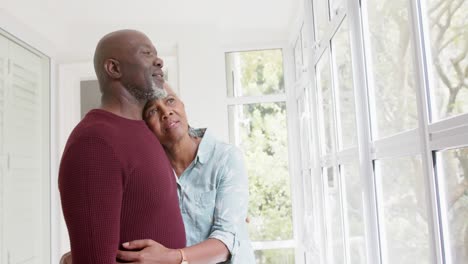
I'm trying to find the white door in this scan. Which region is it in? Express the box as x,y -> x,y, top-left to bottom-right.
1,35 -> 48,264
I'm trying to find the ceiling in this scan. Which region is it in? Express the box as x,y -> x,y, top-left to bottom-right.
1,0 -> 300,61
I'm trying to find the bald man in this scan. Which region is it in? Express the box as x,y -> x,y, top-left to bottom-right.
59,30 -> 186,263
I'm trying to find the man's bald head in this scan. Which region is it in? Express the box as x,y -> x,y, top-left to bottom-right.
93,29 -> 150,85
92,29 -> 165,105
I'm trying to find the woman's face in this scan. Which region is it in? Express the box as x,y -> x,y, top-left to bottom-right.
143,85 -> 189,146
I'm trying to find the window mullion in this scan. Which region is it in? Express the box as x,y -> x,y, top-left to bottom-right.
307,60 -> 328,264
226,94 -> 286,105
347,0 -> 382,263
410,0 -> 445,263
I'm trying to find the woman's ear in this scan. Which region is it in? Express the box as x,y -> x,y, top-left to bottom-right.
104,58 -> 121,79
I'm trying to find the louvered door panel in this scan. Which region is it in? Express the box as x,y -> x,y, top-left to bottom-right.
3,39 -> 43,264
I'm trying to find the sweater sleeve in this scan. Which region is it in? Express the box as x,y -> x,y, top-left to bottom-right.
59,137 -> 123,264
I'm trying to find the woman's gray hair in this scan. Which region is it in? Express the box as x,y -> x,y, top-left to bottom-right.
188,126 -> 198,137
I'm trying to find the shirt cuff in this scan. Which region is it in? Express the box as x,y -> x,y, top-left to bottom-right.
209,230 -> 239,257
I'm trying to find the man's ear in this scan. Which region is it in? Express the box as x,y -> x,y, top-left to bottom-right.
104,58 -> 121,79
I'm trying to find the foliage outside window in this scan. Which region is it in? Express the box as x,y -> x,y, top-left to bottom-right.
427,0 -> 468,120
341,163 -> 368,264
425,1 -> 468,263
297,0 -> 468,263
365,0 -> 419,139
436,148 -> 468,264
375,156 -> 431,264
332,18 -> 358,150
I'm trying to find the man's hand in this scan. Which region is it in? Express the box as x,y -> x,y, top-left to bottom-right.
117,239 -> 182,264
60,251 -> 72,264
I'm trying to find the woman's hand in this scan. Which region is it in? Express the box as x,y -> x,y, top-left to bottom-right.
117,239 -> 182,264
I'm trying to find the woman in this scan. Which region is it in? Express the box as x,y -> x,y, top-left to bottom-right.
61,83 -> 255,264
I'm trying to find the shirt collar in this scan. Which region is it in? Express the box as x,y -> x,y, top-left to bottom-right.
194,128 -> 216,165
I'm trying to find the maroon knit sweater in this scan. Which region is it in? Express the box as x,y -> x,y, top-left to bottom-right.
59,109 -> 186,263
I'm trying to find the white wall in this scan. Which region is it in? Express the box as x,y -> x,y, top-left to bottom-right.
0,9 -> 58,58
176,26 -> 228,141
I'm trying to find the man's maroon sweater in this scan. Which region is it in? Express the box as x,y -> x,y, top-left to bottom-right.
59,109 -> 186,263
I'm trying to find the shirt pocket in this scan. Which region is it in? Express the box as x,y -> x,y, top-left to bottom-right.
193,190 -> 217,230
195,189 -> 216,209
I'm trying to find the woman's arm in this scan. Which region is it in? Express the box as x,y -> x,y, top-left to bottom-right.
118,238 -> 229,264
178,238 -> 229,263
207,147 -> 250,261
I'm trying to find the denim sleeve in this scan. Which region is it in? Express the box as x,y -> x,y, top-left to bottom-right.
208,147 -> 249,259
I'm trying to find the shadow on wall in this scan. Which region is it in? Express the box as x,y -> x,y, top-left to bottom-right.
80,80 -> 101,119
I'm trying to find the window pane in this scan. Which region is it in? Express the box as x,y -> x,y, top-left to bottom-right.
375,156 -> 431,264
302,169 -> 317,249
329,0 -> 342,19
301,24 -> 309,70
298,96 -> 311,167
294,34 -> 303,81
255,248 -> 295,264
324,167 -> 346,264
425,0 -> 468,120
228,102 -> 293,241
365,0 -> 418,138
332,19 -> 358,149
313,0 -> 330,41
225,49 -> 284,97
298,85 -> 314,168
317,50 -> 336,155
436,148 -> 468,264
341,162 -> 368,264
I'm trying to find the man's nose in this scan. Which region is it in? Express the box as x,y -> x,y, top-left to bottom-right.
155,56 -> 164,68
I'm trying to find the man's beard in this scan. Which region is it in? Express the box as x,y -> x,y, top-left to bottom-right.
126,81 -> 167,102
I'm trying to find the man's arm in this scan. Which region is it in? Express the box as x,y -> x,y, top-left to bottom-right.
59,251 -> 72,264
59,137 -> 123,263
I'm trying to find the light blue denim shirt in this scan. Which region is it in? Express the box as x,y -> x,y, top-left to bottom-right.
175,128 -> 255,263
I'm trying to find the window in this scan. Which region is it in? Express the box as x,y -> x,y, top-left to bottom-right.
341,162 -> 368,264
313,0 -> 330,42
292,0 -> 468,263
375,156 -> 431,264
225,49 -> 295,264
226,49 -> 285,97
323,167 -> 346,264
332,18 -> 357,149
316,49 -> 336,155
436,148 -> 468,264
364,0 -> 419,139
425,0 -> 468,121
